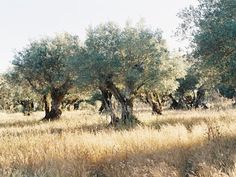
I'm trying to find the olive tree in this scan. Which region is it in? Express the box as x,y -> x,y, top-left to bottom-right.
12,33 -> 82,120
142,54 -> 187,113
73,22 -> 186,125
0,74 -> 41,114
178,0 -> 236,89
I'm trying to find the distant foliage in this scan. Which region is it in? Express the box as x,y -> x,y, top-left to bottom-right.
218,85 -> 236,99
0,74 -> 41,112
178,0 -> 236,88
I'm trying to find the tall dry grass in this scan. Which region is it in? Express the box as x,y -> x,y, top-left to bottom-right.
0,109 -> 236,176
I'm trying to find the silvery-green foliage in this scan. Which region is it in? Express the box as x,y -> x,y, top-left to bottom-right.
0,74 -> 40,111
75,22 -> 187,97
178,0 -> 236,88
12,33 -> 82,95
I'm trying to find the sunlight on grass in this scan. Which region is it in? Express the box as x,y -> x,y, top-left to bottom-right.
0,109 -> 235,176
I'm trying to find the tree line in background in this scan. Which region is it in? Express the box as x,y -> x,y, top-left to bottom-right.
0,0 -> 235,126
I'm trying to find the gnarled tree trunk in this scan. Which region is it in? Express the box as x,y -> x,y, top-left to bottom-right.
42,88 -> 66,121
120,98 -> 135,124
99,88 -> 112,114
145,91 -> 162,115
105,81 -> 136,125
151,92 -> 162,115
42,80 -> 72,121
99,86 -> 118,125
169,93 -> 181,109
43,94 -> 50,118
194,86 -> 208,109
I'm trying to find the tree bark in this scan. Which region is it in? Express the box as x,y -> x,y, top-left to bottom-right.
194,86 -> 208,109
42,88 -> 65,121
99,89 -> 112,114
169,93 -> 181,109
145,91 -> 162,115
43,94 -> 50,118
99,86 -> 118,125
152,92 -> 163,115
42,79 -> 72,121
105,81 -> 136,125
120,98 -> 135,124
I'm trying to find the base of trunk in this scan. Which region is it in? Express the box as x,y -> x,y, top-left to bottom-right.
108,115 -> 140,128
122,116 -> 140,127
151,102 -> 162,115
107,116 -> 120,127
121,108 -> 140,126
42,109 -> 62,121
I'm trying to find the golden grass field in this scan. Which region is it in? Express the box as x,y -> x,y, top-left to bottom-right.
0,109 -> 236,177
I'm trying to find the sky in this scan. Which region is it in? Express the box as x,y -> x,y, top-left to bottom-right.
0,0 -> 198,73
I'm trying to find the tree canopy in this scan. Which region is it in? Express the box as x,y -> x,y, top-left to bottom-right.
178,0 -> 236,88
12,33 -> 82,120
72,22 -> 187,125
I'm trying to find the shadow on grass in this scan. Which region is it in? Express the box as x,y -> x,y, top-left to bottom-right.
6,133 -> 236,177
1,111 -> 236,176
91,135 -> 236,177
0,119 -> 41,129
0,115 -> 228,138
0,121 -> 109,137
149,117 -> 208,131
0,114 -> 143,137
148,115 -> 235,131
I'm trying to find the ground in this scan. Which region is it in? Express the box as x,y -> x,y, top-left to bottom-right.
0,109 -> 236,177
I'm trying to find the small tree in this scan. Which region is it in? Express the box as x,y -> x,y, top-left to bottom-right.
143,54 -> 188,112
12,33 -> 82,120
0,74 -> 41,114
